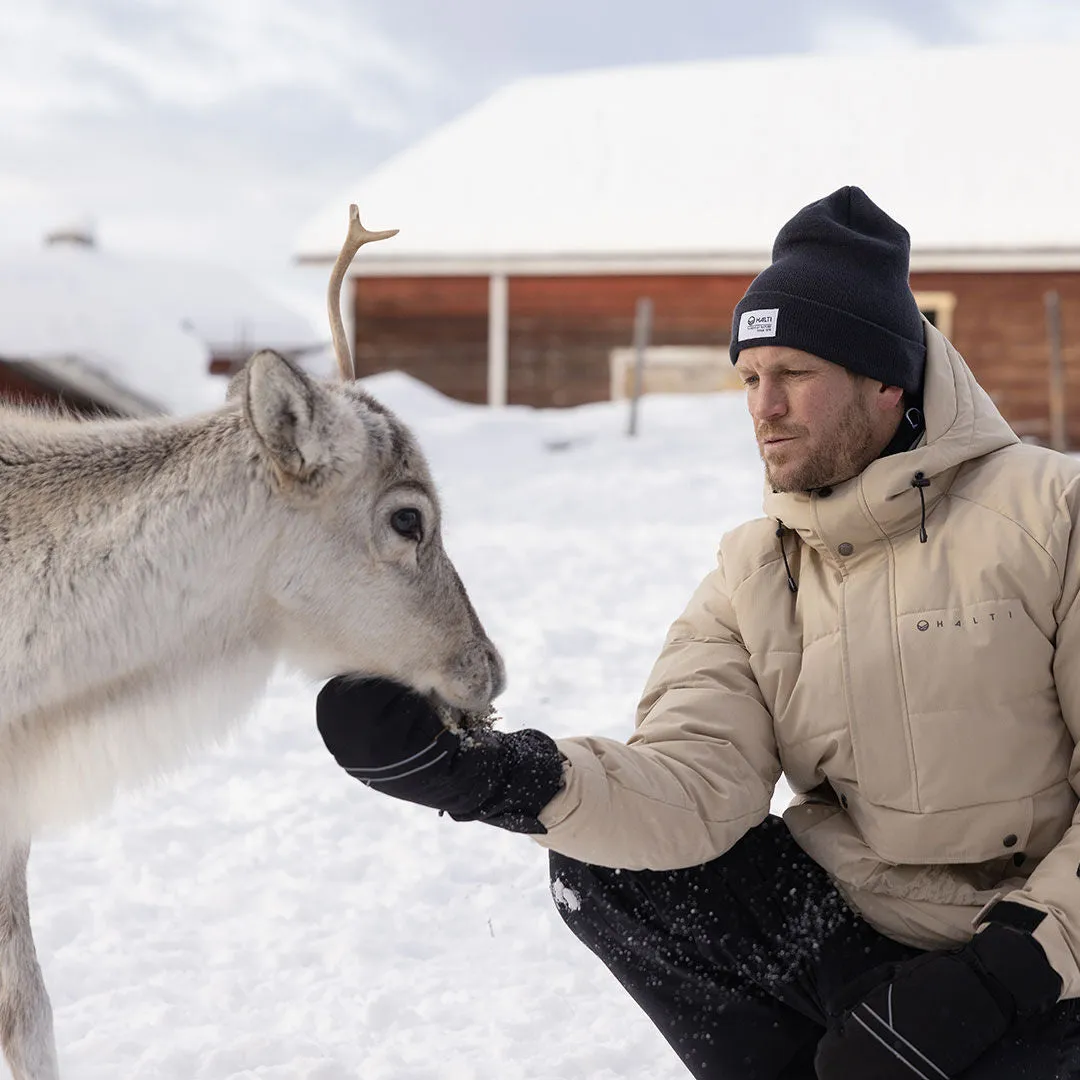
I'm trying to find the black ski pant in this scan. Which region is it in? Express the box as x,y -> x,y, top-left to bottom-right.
548,815 -> 1080,1079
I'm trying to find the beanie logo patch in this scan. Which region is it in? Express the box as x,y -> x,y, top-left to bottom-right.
738,309 -> 779,341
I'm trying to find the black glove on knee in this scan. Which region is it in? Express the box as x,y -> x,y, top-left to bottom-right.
815,910 -> 1062,1079
317,676 -> 565,834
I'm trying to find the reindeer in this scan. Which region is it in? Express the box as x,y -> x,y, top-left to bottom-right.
0,208 -> 504,1080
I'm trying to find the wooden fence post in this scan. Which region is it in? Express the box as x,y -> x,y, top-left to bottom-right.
627,297 -> 653,437
1046,290 -> 1067,453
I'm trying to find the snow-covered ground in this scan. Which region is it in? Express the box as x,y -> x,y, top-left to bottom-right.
25,375 -> 793,1079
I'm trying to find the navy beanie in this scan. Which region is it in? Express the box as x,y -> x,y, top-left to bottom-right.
729,186 -> 927,393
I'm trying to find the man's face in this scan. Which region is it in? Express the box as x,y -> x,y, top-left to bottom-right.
735,346 -> 900,492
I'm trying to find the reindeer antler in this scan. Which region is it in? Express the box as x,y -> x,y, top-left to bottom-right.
327,204 -> 399,380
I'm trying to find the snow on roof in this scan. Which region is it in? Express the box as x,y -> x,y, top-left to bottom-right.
295,44 -> 1080,269
138,258 -> 320,351
0,247 -> 321,415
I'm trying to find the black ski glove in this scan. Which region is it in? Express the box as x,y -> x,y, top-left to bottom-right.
316,676 -> 565,834
815,911 -> 1062,1079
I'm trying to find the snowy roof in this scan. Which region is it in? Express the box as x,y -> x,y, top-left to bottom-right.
137,258 -> 320,353
0,247 -> 321,415
295,44 -> 1080,273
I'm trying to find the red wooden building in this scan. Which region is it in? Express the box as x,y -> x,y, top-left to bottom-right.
0,354 -> 161,417
296,44 -> 1080,444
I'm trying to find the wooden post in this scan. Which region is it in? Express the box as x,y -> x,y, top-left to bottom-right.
1046,290 -> 1067,453
627,297 -> 653,437
487,273 -> 508,408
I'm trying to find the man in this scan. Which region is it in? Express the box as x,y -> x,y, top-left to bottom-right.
316,187 -> 1080,1078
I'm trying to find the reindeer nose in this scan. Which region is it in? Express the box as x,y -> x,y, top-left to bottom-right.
443,637 -> 506,712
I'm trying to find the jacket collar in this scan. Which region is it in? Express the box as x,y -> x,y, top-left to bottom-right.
762,321 -> 1019,551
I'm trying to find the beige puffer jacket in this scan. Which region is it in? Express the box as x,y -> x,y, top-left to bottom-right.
537,322 -> 1080,998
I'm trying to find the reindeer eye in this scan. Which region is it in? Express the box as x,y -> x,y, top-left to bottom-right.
390,508 -> 423,542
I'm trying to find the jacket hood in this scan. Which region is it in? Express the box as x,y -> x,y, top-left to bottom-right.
763,321 -> 1020,548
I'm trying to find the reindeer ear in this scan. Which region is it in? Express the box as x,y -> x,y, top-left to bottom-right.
225,366 -> 247,402
242,350 -> 337,485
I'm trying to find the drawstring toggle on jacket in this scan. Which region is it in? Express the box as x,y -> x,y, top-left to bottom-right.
776,473 -> 931,595
911,471 -> 930,543
775,521 -> 798,594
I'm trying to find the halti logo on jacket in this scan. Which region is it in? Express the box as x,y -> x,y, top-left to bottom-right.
916,610 -> 1014,632
739,308 -> 779,340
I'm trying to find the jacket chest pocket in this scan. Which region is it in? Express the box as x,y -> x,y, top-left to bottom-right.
898,598 -> 1053,713
897,598 -> 1069,809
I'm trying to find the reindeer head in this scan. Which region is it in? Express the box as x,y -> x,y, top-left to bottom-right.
232,207 -> 504,712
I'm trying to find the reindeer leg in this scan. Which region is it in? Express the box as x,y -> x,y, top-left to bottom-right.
0,842 -> 58,1080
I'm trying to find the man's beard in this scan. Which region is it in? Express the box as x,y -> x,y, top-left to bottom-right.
760,395 -> 876,493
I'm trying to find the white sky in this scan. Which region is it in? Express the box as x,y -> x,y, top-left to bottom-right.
3,0 -> 1080,320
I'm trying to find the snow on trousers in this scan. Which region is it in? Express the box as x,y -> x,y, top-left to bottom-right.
548,817 -> 1080,1079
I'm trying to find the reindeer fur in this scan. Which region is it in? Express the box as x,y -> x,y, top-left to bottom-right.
0,351 -> 504,1078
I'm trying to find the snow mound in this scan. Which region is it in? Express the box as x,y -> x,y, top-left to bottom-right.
358,369 -> 482,423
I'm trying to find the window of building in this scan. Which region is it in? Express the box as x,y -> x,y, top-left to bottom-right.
913,291 -> 957,340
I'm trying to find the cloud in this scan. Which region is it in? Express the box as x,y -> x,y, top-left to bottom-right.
0,1 -> 451,280
808,10 -> 926,53
0,0 -> 436,131
949,0 -> 1080,43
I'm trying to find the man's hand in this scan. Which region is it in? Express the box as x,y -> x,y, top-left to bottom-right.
316,676 -> 565,833
815,920 -> 1062,1079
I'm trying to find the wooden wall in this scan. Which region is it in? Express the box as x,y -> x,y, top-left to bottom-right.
0,363 -> 117,416
507,276 -> 748,406
353,270 -> 1080,442
0,364 -> 64,409
910,271 -> 1080,444
353,275 -> 753,407
354,277 -> 491,403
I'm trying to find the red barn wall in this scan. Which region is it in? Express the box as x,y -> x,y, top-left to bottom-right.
352,275 -> 753,407
0,365 -> 65,408
354,277 -> 491,403
352,270 -> 1080,442
910,271 -> 1080,444
0,363 -> 123,417
507,276 -> 749,406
